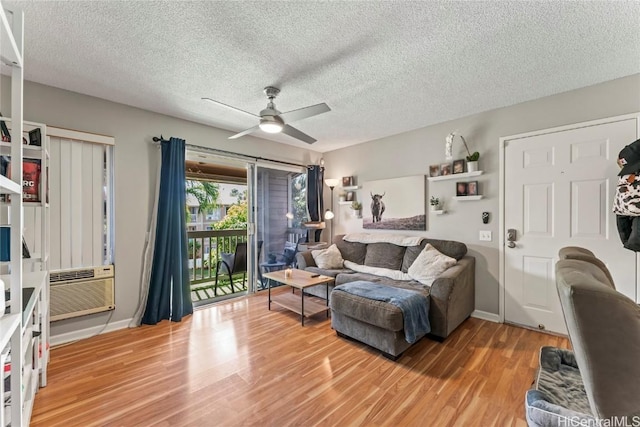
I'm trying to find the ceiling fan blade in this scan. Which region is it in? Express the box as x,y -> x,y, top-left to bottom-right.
281,124 -> 316,144
229,125 -> 260,139
279,103 -> 330,123
202,97 -> 259,118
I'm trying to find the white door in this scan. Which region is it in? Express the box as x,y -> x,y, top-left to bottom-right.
504,116 -> 638,334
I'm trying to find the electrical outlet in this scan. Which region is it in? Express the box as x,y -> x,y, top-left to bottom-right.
479,230 -> 492,241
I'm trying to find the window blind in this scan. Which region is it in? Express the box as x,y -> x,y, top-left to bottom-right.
49,135 -> 113,270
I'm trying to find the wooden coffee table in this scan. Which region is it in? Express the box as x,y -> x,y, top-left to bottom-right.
263,269 -> 334,326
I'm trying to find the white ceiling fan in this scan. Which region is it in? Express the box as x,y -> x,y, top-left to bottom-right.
202,86 -> 330,144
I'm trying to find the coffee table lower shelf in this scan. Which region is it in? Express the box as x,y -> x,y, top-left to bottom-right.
271,292 -> 330,322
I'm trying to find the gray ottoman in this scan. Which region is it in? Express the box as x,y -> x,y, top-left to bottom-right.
330,283 -> 430,360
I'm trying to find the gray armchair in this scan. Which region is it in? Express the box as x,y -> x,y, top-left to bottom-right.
526,253 -> 640,426
556,258 -> 640,419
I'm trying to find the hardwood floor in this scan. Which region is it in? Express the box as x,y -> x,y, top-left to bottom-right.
32,289 -> 568,427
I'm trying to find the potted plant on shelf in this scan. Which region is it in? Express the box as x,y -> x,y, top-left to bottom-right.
446,131 -> 480,172
430,196 -> 441,211
351,201 -> 362,218
466,150 -> 480,173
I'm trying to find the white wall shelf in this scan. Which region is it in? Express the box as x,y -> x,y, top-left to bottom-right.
0,314 -> 20,352
0,140 -> 43,151
428,171 -> 483,182
431,209 -> 446,215
452,195 -> 484,201
338,201 -> 353,205
0,174 -> 20,194
341,185 -> 361,190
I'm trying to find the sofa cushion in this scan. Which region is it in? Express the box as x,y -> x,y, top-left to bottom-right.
334,237 -> 367,264
311,244 -> 344,269
407,244 -> 457,286
364,243 -> 405,270
402,239 -> 467,272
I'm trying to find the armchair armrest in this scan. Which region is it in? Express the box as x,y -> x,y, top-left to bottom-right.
428,256 -> 475,339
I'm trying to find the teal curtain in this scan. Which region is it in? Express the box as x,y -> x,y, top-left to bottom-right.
142,137 -> 193,324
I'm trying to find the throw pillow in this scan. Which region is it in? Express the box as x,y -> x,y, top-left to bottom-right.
407,244 -> 457,286
311,244 -> 345,269
364,243 -> 405,270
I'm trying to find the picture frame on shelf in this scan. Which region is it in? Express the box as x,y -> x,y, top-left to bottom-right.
467,181 -> 478,196
456,182 -> 468,196
342,176 -> 354,187
346,191 -> 355,202
429,164 -> 440,177
452,159 -> 465,174
440,163 -> 452,176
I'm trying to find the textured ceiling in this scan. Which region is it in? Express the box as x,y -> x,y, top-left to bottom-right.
4,1 -> 640,153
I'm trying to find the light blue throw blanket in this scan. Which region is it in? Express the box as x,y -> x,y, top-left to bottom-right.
334,281 -> 430,344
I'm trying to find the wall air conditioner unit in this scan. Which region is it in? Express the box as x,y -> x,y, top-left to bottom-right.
50,265 -> 115,321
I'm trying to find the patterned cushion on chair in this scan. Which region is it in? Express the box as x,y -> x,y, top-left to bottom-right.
525,346 -> 595,427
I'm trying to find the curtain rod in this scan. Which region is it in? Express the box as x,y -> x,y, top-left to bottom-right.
151,135 -> 312,169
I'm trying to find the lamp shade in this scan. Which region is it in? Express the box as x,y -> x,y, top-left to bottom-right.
324,178 -> 339,188
324,210 -> 335,220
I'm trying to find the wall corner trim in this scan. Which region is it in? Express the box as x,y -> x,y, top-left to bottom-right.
471,310 -> 501,323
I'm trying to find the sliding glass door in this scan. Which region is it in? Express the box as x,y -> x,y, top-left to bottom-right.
251,163 -> 307,290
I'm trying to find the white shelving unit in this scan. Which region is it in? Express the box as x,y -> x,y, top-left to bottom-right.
0,3 -> 24,426
0,5 -> 48,426
0,119 -> 50,426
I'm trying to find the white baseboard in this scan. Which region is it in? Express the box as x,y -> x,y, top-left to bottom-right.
471,310 -> 501,323
51,318 -> 133,347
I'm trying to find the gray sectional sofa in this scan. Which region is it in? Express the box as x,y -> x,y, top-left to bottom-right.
295,234 -> 475,355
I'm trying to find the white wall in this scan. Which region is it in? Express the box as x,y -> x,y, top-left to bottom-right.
323,73 -> 640,315
1,77 -> 322,338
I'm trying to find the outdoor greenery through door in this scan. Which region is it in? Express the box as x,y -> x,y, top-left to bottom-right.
186,179 -> 248,304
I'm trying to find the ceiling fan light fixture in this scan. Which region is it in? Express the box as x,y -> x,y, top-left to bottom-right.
259,116 -> 284,134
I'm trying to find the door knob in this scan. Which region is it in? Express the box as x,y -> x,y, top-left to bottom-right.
507,229 -> 517,248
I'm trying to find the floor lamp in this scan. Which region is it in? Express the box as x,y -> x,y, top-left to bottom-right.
324,178 -> 339,241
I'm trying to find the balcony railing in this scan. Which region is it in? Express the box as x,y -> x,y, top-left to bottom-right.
188,229 -> 247,285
